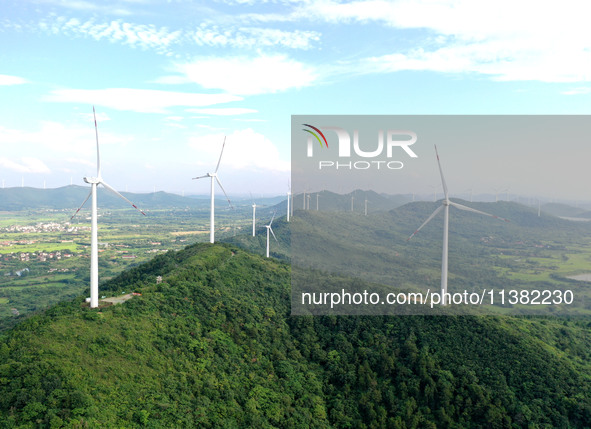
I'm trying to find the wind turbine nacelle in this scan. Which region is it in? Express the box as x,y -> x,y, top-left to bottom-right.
83,177 -> 100,184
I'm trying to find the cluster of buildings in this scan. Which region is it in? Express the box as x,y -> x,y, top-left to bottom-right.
1,222 -> 88,234
2,250 -> 74,263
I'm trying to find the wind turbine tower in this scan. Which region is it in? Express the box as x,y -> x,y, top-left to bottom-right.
364,198 -> 368,216
408,145 -> 509,305
252,199 -> 257,237
192,137 -> 233,243
71,107 -> 146,309
316,193 -> 320,211
287,183 -> 291,222
265,212 -> 277,258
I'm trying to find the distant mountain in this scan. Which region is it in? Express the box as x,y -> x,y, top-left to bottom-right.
541,202 -> 588,218
0,186 -> 210,210
1,243 -> 590,427
277,189 -> 409,215
229,200 -> 588,283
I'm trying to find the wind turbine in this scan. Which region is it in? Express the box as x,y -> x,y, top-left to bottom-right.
429,184 -> 438,202
407,145 -> 509,305
71,107 -> 146,309
192,137 -> 233,243
287,181 -> 291,222
251,193 -> 257,237
463,188 -> 474,202
265,212 -> 277,258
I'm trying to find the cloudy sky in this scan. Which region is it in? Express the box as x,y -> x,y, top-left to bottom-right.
1,0 -> 590,199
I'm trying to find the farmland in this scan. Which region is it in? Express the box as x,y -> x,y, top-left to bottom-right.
0,206 -> 257,330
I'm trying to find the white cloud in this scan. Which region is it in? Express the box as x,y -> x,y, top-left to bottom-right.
0,157 -> 51,173
360,41 -> 591,83
35,0 -> 134,16
561,87 -> 591,95
188,129 -> 289,172
177,54 -> 318,95
65,157 -> 95,168
33,15 -> 319,54
152,75 -> 193,85
0,121 -> 131,157
0,74 -> 27,85
186,107 -> 258,116
45,88 -> 243,113
297,0 -> 591,83
189,25 -> 320,50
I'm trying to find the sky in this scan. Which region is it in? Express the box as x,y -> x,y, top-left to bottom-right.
1,0 -> 590,201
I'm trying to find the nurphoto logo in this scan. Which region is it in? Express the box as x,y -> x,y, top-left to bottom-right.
302,124 -> 418,170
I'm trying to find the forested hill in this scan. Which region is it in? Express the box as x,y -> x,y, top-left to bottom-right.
1,243 -> 590,427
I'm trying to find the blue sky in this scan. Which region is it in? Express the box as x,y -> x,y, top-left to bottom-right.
1,0 -> 590,200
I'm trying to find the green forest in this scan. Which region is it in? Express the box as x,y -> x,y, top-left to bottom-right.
1,242 -> 590,427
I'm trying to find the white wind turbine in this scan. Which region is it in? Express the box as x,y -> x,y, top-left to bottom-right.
251,193 -> 257,237
192,137 -> 233,243
265,211 -> 277,258
407,145 -> 509,305
287,181 -> 291,222
71,107 -> 146,309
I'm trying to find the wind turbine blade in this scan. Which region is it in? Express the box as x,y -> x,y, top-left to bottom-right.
100,180 -> 146,215
434,145 -> 448,200
192,174 -> 209,180
450,202 -> 510,222
407,204 -> 444,241
269,226 -> 277,242
93,106 -> 101,178
269,210 -> 276,226
214,136 -> 226,174
70,190 -> 93,220
215,176 -> 233,209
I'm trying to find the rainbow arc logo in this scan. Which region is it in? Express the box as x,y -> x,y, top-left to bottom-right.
302,124 -> 328,149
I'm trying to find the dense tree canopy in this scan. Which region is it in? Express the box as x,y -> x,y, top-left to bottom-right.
1,243 -> 590,427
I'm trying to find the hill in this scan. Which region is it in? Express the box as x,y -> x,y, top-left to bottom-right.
229,200 -> 591,315
285,190 -> 409,214
541,202 -> 588,218
1,243 -> 590,427
0,186 -> 208,210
